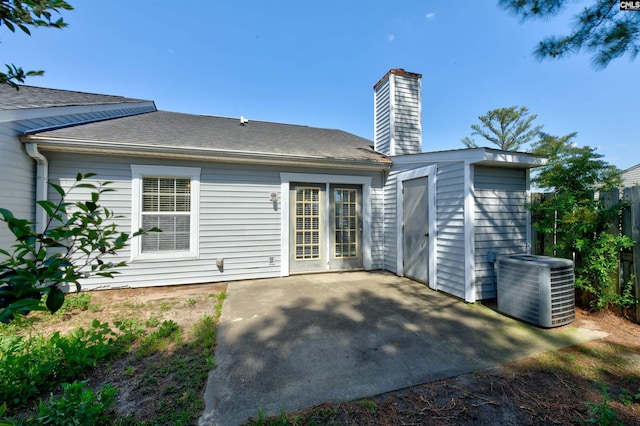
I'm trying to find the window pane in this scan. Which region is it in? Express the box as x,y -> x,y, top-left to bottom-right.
294,186 -> 320,260
140,176 -> 192,253
334,188 -> 358,259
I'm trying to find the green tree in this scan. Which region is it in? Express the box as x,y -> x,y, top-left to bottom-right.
499,0 -> 640,68
0,0 -> 73,89
0,173 -> 156,323
530,132 -> 634,310
461,106 -> 542,151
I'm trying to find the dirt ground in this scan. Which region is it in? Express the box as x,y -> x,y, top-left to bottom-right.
24,285 -> 640,425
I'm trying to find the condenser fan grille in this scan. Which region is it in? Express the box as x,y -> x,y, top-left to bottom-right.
497,255 -> 575,328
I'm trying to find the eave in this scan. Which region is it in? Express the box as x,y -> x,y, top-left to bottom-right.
20,135 -> 392,172
391,147 -> 547,169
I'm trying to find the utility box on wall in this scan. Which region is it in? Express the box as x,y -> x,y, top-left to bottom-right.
496,255 -> 575,328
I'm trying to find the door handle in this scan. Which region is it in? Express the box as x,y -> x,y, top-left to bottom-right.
424,233 -> 429,237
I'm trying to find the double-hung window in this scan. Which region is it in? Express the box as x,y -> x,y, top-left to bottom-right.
131,165 -> 200,260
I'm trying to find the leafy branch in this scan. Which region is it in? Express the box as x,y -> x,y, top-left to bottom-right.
0,0 -> 73,88
0,172 -> 158,323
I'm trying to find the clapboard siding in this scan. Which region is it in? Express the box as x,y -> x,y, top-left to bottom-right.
370,185 -> 385,269
473,166 -> 529,300
622,164 -> 640,188
391,75 -> 421,155
0,104 -> 155,254
0,124 -> 35,253
435,161 -> 466,299
374,78 -> 391,155
382,168 -> 399,272
383,159 -> 467,298
373,71 -> 421,156
45,152 -> 384,289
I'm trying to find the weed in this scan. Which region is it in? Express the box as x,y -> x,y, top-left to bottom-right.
133,313 -> 224,424
159,301 -> 172,312
0,319 -> 123,408
255,408 -> 268,424
585,384 -> 623,426
358,400 -> 378,414
32,380 -> 117,426
138,320 -> 182,357
206,356 -> 217,369
192,315 -> 216,351
144,316 -> 160,328
215,291 -> 227,317
157,320 -> 179,338
56,293 -> 100,314
1,288 -> 226,425
112,318 -> 144,347
0,402 -> 13,426
618,387 -> 640,406
185,298 -> 197,306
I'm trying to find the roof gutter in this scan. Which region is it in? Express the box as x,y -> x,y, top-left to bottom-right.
20,136 -> 392,172
24,143 -> 48,234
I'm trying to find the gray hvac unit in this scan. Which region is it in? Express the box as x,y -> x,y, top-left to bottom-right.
496,254 -> 575,328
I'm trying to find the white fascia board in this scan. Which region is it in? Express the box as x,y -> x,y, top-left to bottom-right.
474,150 -> 548,167
464,160 -> 476,303
391,148 -> 546,168
389,74 -> 396,157
0,101 -> 156,123
28,137 -> 391,171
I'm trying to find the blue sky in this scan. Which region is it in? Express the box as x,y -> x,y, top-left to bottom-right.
2,1 -> 638,169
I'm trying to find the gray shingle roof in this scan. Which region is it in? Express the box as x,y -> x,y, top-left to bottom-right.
31,110 -> 387,163
0,85 -> 150,110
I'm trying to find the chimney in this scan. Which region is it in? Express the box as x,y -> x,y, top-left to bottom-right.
373,69 -> 422,156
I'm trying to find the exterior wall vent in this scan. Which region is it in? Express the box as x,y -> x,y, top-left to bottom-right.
496,254 -> 575,328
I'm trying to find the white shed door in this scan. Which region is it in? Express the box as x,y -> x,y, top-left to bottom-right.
402,177 -> 429,283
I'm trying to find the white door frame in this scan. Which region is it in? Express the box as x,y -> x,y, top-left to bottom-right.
396,165 -> 437,290
280,172 -> 372,277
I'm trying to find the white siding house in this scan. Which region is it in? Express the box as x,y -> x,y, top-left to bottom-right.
0,86 -> 155,253
1,69 -> 545,303
622,163 -> 640,188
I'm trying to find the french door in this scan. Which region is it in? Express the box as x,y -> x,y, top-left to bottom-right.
289,183 -> 363,273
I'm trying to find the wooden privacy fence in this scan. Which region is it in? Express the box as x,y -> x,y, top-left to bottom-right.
531,186 -> 640,323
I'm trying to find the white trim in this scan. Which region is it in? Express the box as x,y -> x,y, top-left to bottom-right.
416,77 -> 423,153
130,165 -> 201,261
525,168 -> 532,253
280,172 -> 373,276
464,162 -> 476,302
395,165 -> 437,290
390,147 -> 546,168
389,75 -> 396,156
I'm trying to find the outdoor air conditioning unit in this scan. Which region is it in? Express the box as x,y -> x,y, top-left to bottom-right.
496,254 -> 575,328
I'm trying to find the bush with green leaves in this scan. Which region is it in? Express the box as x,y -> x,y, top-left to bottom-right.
530,133 -> 634,311
0,173 -> 156,323
0,319 -> 128,408
31,380 -> 117,426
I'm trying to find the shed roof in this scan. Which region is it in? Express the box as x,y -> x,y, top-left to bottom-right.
0,85 -> 151,111
23,110 -> 390,169
391,147 -> 547,169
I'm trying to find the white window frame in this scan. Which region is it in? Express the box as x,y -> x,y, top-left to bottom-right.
131,165 -> 200,261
